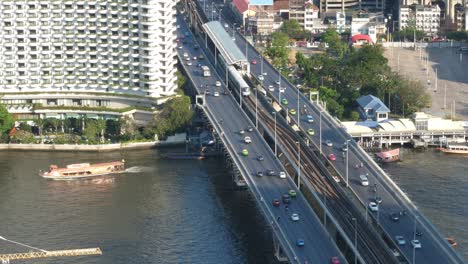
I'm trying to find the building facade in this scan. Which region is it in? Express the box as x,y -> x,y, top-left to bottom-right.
399,5 -> 440,36
0,0 -> 177,99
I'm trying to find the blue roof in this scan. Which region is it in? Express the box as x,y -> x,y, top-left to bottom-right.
202,21 -> 247,66
357,95 -> 390,113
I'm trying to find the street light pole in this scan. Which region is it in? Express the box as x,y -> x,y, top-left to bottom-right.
260,55 -> 264,75
273,112 -> 277,155
297,141 -> 301,190
352,217 -> 357,264
320,110 -> 323,155
413,216 -> 418,264
297,89 -> 300,129
255,86 -> 258,128
346,139 -> 350,187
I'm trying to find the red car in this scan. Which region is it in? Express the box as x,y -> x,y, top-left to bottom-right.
251,59 -> 257,65
272,199 -> 281,207
328,153 -> 336,161
331,257 -> 340,264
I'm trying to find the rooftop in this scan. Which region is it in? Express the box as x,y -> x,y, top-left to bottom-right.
357,95 -> 389,112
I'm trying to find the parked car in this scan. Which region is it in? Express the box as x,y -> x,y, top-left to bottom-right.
411,239 -> 422,249
396,235 -> 406,246
291,213 -> 300,221
369,202 -> 379,212
272,199 -> 280,207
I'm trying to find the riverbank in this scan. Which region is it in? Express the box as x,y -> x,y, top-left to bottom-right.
0,133 -> 187,152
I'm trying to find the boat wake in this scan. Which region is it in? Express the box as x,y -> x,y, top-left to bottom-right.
125,166 -> 150,173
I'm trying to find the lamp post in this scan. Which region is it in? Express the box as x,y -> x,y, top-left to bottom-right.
346,139 -> 350,188
255,86 -> 258,128
273,112 -> 277,155
260,54 -> 264,75
296,141 -> 301,190
352,217 -> 358,264
319,110 -> 323,155
278,67 -> 282,103
297,88 -> 300,129
413,216 -> 418,264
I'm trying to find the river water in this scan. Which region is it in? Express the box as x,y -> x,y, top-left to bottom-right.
0,148 -> 466,263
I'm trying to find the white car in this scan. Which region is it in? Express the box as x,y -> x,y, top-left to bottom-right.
244,136 -> 252,144
275,80 -> 280,85
183,52 -> 188,57
176,25 -> 181,29
187,62 -> 192,66
279,171 -> 286,179
224,23 -> 229,28
268,85 -> 274,92
178,46 -> 183,49
215,81 -> 221,87
395,235 -> 406,246
325,140 -> 333,147
193,56 -> 197,60
411,240 -> 422,249
213,91 -> 220,97
185,57 -> 190,61
262,72 -> 268,76
279,87 -> 286,93
368,202 -> 379,212
291,213 -> 300,221
258,75 -> 264,81
332,175 -> 341,183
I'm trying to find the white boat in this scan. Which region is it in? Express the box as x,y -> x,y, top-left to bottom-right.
437,145 -> 468,155
40,160 -> 125,180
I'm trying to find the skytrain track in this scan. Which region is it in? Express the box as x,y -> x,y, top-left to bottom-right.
244,95 -> 398,264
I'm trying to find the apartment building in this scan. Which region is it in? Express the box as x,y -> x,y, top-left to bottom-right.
320,0 -> 384,13
399,5 -> 440,36
0,0 -> 177,122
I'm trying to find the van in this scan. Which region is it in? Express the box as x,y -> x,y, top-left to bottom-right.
359,174 -> 369,186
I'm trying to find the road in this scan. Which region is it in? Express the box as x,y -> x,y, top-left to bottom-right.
212,7 -> 464,264
175,14 -> 346,264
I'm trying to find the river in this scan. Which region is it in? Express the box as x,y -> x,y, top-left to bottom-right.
0,148 -> 466,263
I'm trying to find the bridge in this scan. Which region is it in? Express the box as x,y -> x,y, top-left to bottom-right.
175,14 -> 345,263
177,1 -> 466,263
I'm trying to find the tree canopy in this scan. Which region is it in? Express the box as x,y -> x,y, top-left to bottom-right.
0,104 -> 14,136
279,20 -> 311,40
265,32 -> 290,68
321,28 -> 349,59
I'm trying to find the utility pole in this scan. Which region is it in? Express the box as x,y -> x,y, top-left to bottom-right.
444,84 -> 446,109
434,67 -> 438,92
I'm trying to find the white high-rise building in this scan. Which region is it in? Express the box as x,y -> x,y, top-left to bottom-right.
0,0 -> 177,99
399,5 -> 440,36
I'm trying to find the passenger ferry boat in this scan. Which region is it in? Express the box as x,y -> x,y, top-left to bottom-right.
40,160 -> 125,180
375,148 -> 400,163
436,145 -> 468,155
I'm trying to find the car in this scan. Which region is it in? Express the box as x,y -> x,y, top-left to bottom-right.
279,87 -> 286,93
328,153 -> 336,161
194,45 -> 200,50
187,62 -> 192,66
369,202 -> 379,212
341,145 -> 348,152
184,31 -> 189,36
213,91 -> 220,97
307,128 -> 315,135
289,189 -> 297,197
176,25 -> 181,29
197,63 -> 202,68
275,80 -> 280,85
244,136 -> 252,144
185,57 -> 190,61
224,23 -> 229,28
258,75 -> 264,81
395,235 -> 406,246
331,257 -> 340,264
281,98 -> 288,105
272,199 -> 281,207
205,89 -> 211,95
359,174 -> 369,186
332,175 -> 341,183
251,59 -> 257,64
239,129 -> 245,135
178,46 -> 183,49
183,52 -> 188,57
215,81 -> 221,87
411,239 -> 422,249
390,213 -> 400,221
414,230 -> 423,237
262,72 -> 267,76
306,115 -> 314,123
247,126 -> 253,132
268,85 -> 274,91
282,194 -> 291,204
257,155 -> 264,161
291,213 -> 299,221
193,56 -> 197,60
279,171 -> 286,179
325,140 -> 333,147
289,109 -> 297,115
266,170 -> 276,176
296,239 -> 305,247
198,55 -> 204,60
241,149 -> 249,156
374,196 -> 382,204
256,171 -> 264,177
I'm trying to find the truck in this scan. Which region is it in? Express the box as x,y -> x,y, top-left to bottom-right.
201,66 -> 211,77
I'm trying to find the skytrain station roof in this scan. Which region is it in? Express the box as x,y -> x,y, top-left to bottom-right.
202,21 -> 247,66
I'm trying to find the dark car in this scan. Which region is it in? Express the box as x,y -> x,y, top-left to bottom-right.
375,196 -> 382,204
390,213 -> 400,221
256,171 -> 264,177
194,44 -> 199,50
282,194 -> 291,204
414,230 -> 423,237
257,155 -> 264,161
272,199 -> 281,207
266,170 -> 276,176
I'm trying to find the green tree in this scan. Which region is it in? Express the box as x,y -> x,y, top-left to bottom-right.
280,20 -> 311,40
176,70 -> 187,90
446,31 -> 468,41
120,115 -> 139,140
82,119 -> 106,143
0,104 -> 14,136
321,28 -> 349,59
10,130 -> 35,144
266,32 -> 290,68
